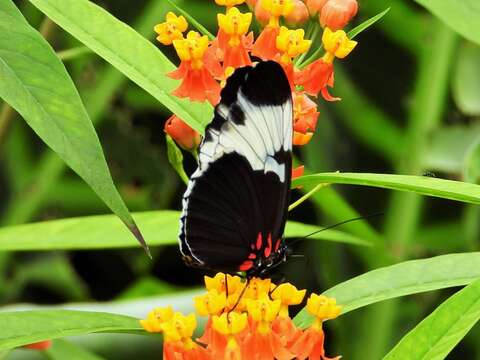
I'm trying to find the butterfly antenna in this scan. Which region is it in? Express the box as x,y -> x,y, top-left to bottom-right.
289,212 -> 384,247
227,278 -> 250,316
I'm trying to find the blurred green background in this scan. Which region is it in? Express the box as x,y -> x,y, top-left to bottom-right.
1,0 -> 480,359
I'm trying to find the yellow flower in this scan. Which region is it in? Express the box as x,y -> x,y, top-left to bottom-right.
212,312 -> 248,335
154,12 -> 188,45
172,31 -> 209,69
161,312 -> 197,343
194,289 -> 227,316
262,0 -> 294,18
245,277 -> 271,300
247,294 -> 281,334
270,283 -> 306,318
276,26 -> 312,64
218,7 -> 252,47
306,294 -> 342,323
321,27 -> 357,64
139,306 -> 174,333
215,0 -> 246,7
204,272 -> 243,294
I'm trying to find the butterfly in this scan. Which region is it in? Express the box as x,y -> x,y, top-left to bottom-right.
179,60 -> 293,278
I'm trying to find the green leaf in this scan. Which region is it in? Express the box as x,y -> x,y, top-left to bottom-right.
166,134 -> 189,185
117,276 -> 179,299
46,339 -> 106,360
165,0 -> 215,40
348,7 -> 390,39
0,310 -> 142,351
383,278 -> 480,360
0,0 -> 146,250
413,0 -> 480,46
0,211 -> 369,251
292,172 -> 480,204
464,136 -> 480,184
293,253 -> 480,328
452,43 -> 480,116
423,125 -> 480,174
28,0 -> 213,134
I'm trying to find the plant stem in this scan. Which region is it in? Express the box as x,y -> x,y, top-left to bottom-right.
358,19 -> 458,359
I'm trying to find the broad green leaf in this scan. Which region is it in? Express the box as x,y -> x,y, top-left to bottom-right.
383,278 -> 480,360
464,136 -> 480,184
29,0 -> 213,134
46,339 -> 106,360
423,125 -> 480,174
0,211 -> 369,251
413,0 -> 480,46
0,0 -> 146,251
294,253 -> 480,328
348,7 -> 390,39
452,43 -> 480,116
117,276 -> 179,299
166,134 -> 189,185
292,172 -> 480,204
0,310 -> 142,351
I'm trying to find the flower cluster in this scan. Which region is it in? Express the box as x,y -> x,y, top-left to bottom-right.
140,273 -> 342,360
156,0 -> 358,169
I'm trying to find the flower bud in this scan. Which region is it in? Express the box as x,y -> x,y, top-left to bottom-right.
306,0 -> 329,16
285,0 -> 309,26
164,115 -> 201,151
255,0 -> 271,26
246,0 -> 257,10
23,340 -> 52,351
320,0 -> 358,30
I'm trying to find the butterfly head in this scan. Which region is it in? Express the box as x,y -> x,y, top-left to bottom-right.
244,236 -> 291,278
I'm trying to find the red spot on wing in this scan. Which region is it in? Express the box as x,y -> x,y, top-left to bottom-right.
239,260 -> 254,271
256,233 -> 263,250
248,253 -> 257,259
274,239 -> 281,251
264,233 -> 273,258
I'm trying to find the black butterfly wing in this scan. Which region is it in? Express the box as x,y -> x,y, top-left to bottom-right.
179,61 -> 292,273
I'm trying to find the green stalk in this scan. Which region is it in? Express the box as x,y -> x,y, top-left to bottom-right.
358,20 -> 458,359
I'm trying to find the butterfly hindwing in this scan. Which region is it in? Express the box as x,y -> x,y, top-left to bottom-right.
179,61 -> 292,274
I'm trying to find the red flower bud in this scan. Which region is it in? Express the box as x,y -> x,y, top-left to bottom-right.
306,0 -> 329,16
254,0 -> 271,26
164,115 -> 201,151
23,340 -> 52,351
320,0 -> 358,30
285,0 -> 309,26
246,0 -> 257,10
292,165 -> 305,179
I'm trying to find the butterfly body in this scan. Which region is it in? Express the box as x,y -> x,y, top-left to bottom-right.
178,61 -> 293,278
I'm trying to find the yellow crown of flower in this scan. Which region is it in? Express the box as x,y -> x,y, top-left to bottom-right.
212,312 -> 248,335
194,289 -> 227,316
270,282 -> 306,317
215,0 -> 245,7
172,31 -> 209,69
139,306 -> 174,333
154,12 -> 188,45
161,312 -> 197,343
276,26 -> 312,64
307,294 -> 342,322
218,7 -> 253,47
322,27 -> 357,64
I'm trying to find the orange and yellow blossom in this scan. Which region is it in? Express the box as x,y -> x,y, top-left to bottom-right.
320,0 -> 358,30
252,0 -> 294,60
290,294 -> 342,360
276,27 -> 311,66
212,312 -> 248,360
169,31 -> 222,105
292,91 -> 319,145
285,0 -> 309,25
217,7 -> 253,69
295,27 -> 356,99
154,12 -> 188,45
164,115 -> 201,151
215,0 -> 246,8
140,305 -> 174,333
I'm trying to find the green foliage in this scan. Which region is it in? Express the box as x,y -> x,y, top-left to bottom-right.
0,211 -> 369,251
293,253 -> 480,327
28,0 -> 213,134
452,43 -> 480,116
0,0 -> 144,249
293,172 -> 480,204
46,339 -> 106,360
0,310 -> 141,351
413,0 -> 480,46
383,278 -> 480,360
165,134 -> 189,185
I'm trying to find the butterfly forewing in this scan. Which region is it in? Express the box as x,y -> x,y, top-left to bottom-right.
179,61 -> 292,275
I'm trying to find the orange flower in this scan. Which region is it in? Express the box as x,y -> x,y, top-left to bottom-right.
292,165 -> 304,179
211,312 -> 248,360
295,58 -> 334,98
252,0 -> 294,60
169,31 -> 222,105
217,7 -> 253,69
320,0 -> 358,30
164,115 -> 201,151
254,0 -> 272,26
290,294 -> 342,360
276,27 -> 311,65
293,131 -> 313,145
23,340 -> 52,351
285,0 -> 309,25
293,92 -> 319,134
306,0 -> 329,16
